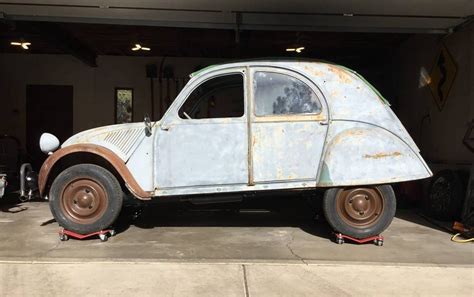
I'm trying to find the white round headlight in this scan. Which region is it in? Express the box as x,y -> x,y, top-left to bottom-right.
40,133 -> 60,154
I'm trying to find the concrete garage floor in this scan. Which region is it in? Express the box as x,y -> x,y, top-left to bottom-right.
0,195 -> 473,296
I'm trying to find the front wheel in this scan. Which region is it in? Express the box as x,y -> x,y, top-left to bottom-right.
49,164 -> 123,234
323,185 -> 396,239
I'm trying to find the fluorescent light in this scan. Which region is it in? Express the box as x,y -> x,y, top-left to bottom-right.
131,43 -> 151,51
286,46 -> 304,53
10,41 -> 31,49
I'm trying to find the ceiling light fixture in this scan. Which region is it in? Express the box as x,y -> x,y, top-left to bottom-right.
286,46 -> 305,53
132,43 -> 151,51
11,41 -> 31,49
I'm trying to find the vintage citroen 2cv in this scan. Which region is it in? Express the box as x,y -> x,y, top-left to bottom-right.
38,60 -> 432,238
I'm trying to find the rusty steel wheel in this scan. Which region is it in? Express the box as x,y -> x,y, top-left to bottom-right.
60,178 -> 109,225
50,164 -> 123,234
323,185 -> 396,239
335,188 -> 384,229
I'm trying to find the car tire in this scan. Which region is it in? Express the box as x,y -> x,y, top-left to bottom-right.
49,164 -> 123,234
323,185 -> 396,239
425,170 -> 465,221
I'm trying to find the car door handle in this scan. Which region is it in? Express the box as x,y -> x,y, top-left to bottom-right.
319,121 -> 329,126
160,125 -> 170,131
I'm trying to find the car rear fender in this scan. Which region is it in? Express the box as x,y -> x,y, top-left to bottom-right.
318,121 -> 432,186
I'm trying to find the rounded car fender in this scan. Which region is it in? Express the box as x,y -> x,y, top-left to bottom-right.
318,124 -> 432,186
38,144 -> 152,199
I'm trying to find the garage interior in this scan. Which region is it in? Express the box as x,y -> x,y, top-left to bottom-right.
0,1 -> 473,296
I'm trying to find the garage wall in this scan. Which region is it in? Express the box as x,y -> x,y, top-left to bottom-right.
393,23 -> 473,164
0,54 -> 222,147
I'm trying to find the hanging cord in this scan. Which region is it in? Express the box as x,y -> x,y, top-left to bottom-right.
451,233 -> 474,243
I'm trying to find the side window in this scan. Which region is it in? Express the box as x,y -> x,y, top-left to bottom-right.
179,74 -> 244,119
253,71 -> 321,116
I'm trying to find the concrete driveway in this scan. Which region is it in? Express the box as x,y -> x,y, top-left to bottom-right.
0,195 -> 473,296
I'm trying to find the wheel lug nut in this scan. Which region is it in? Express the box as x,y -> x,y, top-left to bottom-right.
359,211 -> 364,215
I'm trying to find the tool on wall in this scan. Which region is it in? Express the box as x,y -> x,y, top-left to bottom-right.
146,64 -> 157,120
158,57 -> 167,118
163,65 -> 174,111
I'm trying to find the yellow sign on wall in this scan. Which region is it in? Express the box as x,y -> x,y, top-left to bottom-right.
428,45 -> 457,111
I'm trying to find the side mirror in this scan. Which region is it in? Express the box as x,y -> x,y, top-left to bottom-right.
144,115 -> 152,137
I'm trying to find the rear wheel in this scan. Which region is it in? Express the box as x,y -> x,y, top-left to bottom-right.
49,164 -> 123,234
323,185 -> 396,238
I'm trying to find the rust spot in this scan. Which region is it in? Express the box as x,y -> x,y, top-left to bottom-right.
364,152 -> 402,159
346,130 -> 365,136
303,65 -> 324,77
327,65 -> 352,84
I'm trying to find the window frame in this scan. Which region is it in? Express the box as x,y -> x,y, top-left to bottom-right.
250,67 -> 324,119
114,87 -> 134,124
174,70 -> 247,121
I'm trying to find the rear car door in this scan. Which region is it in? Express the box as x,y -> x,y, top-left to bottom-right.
249,67 -> 329,185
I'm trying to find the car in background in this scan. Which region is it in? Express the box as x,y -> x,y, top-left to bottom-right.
0,135 -> 38,200
38,60 -> 432,238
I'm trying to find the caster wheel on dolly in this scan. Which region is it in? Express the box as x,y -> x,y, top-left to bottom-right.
59,234 -> 69,241
374,239 -> 383,246
99,234 -> 108,242
109,230 -> 116,237
336,238 -> 344,244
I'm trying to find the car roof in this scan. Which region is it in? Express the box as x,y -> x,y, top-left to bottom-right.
190,58 -> 337,78
190,59 -> 389,105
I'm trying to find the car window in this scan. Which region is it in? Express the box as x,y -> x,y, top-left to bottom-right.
253,71 -> 321,116
179,74 -> 244,119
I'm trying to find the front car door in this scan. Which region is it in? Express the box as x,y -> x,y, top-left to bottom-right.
154,67 -> 249,195
249,67 -> 329,186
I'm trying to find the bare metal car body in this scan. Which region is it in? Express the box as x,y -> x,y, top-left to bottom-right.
39,60 -> 431,199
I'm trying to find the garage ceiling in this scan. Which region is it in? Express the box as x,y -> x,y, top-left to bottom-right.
1,0 -> 473,33
0,21 -> 410,68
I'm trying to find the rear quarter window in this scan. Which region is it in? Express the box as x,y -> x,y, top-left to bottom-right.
253,71 -> 321,116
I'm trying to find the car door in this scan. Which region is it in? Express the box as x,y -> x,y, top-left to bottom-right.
155,68 -> 249,192
249,67 -> 329,185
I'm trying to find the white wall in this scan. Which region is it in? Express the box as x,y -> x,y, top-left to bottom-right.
393,24 -> 473,164
0,54 -> 223,147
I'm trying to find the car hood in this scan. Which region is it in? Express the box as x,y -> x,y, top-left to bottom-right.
62,122 -> 153,161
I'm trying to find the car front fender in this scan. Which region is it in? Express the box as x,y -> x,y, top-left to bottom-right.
38,144 -> 152,199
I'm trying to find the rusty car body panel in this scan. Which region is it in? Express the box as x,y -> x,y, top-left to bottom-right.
39,60 -> 432,199
38,143 -> 153,199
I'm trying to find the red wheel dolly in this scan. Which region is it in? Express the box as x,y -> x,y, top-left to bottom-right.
335,233 -> 384,246
59,228 -> 116,242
